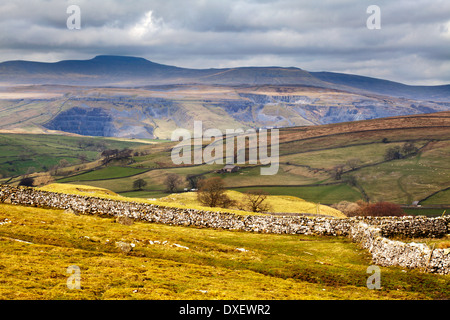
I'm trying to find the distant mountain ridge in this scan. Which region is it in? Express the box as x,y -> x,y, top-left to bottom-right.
0,55 -> 187,84
1,55 -> 450,139
0,55 -> 329,87
311,71 -> 450,101
1,55 -> 449,101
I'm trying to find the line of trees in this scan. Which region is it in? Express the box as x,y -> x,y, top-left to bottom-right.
132,174 -> 271,213
101,148 -> 133,165
196,177 -> 271,212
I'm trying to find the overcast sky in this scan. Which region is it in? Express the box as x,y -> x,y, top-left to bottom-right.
1,0 -> 449,85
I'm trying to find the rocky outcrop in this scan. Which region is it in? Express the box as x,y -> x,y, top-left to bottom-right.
43,97 -> 180,138
45,106 -> 117,137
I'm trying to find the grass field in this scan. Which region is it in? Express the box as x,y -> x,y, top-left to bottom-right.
421,189 -> 450,205
159,190 -> 346,217
57,166 -> 150,182
232,184 -> 363,204
0,133 -> 146,178
0,202 -> 448,300
402,208 -> 447,217
354,141 -> 450,204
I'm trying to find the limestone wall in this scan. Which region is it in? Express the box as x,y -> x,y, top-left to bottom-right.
350,222 -> 450,275
0,185 -> 449,274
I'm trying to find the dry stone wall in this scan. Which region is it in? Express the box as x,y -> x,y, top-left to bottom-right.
350,222 -> 450,275
0,185 -> 449,274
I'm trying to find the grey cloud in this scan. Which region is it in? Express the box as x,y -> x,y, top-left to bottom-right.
0,0 -> 449,85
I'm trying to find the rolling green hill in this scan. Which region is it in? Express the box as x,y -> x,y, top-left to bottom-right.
2,112 -> 448,211
0,133 -> 148,180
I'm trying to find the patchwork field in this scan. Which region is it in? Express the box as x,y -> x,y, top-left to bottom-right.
1,113 -> 449,213
0,133 -> 147,178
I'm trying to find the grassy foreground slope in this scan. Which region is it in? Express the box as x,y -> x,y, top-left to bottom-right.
0,202 -> 448,300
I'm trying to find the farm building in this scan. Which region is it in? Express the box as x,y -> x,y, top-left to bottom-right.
217,164 -> 240,173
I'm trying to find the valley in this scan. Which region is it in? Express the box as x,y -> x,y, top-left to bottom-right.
0,57 -> 448,223
1,112 -> 449,210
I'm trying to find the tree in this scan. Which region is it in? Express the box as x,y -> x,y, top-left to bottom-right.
101,149 -> 119,165
331,201 -> 362,217
384,146 -> 402,161
78,153 -> 88,163
117,148 -> 133,160
346,158 -> 361,171
343,175 -> 357,187
197,177 -> 233,208
133,178 -> 147,191
244,189 -> 271,213
330,164 -> 345,180
18,177 -> 35,187
186,174 -> 204,190
164,174 -> 182,193
360,201 -> 404,216
59,159 -> 70,168
55,159 -> 71,177
101,148 -> 133,165
401,142 -> 418,156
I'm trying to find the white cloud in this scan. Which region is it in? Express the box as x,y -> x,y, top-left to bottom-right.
129,10 -> 162,39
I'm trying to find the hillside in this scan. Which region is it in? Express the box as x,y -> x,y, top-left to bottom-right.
0,133 -> 148,179
1,56 -> 449,100
312,72 -> 450,102
0,84 -> 448,140
2,112 -> 447,210
0,185 -> 448,300
0,55 -> 347,87
1,201 -> 448,300
0,56 -> 449,140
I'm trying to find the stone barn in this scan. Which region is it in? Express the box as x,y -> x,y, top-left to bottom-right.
217,164 -> 240,173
